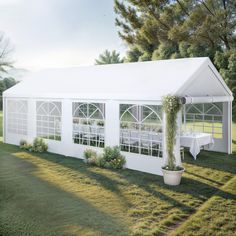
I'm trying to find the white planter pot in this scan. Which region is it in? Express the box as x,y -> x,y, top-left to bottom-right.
162,168 -> 185,186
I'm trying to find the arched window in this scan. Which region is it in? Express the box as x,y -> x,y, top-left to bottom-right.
7,99 -> 28,135
36,101 -> 61,140
183,103 -> 223,138
120,104 -> 162,157
72,102 -> 105,147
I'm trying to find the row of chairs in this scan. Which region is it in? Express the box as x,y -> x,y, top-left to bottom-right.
120,130 -> 162,146
120,129 -> 185,159
73,124 -> 105,147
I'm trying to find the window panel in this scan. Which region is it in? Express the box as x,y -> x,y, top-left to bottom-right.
120,104 -> 162,157
36,101 -> 61,141
7,100 -> 28,135
72,102 -> 105,148
183,103 -> 223,139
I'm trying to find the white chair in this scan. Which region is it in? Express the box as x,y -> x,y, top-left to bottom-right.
140,132 -> 151,155
98,128 -> 105,147
121,130 -> 139,152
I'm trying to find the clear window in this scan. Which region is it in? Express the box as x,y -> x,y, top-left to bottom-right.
73,102 -> 105,147
183,103 -> 223,139
120,104 -> 163,157
36,101 -> 62,140
7,99 -> 28,135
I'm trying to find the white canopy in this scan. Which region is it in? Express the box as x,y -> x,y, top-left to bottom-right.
4,57 -> 233,101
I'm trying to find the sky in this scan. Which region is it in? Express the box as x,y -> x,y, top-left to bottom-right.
0,0 -> 126,71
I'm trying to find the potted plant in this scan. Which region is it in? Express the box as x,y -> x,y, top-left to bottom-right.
161,95 -> 184,186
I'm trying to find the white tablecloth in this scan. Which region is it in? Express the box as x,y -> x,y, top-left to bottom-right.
180,133 -> 214,159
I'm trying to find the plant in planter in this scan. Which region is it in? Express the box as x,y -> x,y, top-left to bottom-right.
162,95 -> 184,186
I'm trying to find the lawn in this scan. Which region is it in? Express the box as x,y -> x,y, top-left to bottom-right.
0,111 -> 236,236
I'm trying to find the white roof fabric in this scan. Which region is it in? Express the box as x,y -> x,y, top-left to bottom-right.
3,57 -> 233,101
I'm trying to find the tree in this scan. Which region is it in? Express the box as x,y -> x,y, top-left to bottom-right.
0,77 -> 17,110
0,33 -> 13,75
114,0 -> 236,60
3,77 -> 17,89
95,50 -> 123,65
215,49 -> 236,120
0,32 -> 15,110
114,0 -> 236,119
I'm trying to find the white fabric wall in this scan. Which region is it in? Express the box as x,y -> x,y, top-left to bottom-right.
3,97 -> 231,176
4,98 -> 165,175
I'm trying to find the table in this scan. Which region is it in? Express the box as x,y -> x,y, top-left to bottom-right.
180,133 -> 214,159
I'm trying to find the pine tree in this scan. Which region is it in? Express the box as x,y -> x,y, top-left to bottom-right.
114,0 -> 236,61
95,50 -> 123,65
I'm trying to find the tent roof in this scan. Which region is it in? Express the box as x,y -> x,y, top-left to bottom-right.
3,57 -> 233,101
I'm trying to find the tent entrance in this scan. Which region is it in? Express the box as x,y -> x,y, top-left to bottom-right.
182,101 -> 232,153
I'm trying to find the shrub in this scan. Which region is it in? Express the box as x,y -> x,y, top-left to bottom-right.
19,139 -> 28,149
83,149 -> 97,160
19,137 -> 48,153
102,146 -> 126,169
95,155 -> 106,167
32,137 -> 48,153
83,146 -> 126,169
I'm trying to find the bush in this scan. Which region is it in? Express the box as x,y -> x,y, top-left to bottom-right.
19,138 -> 48,153
19,139 -> 28,149
20,139 -> 33,151
32,137 -> 48,152
102,146 -> 126,169
83,146 -> 126,169
83,149 -> 97,160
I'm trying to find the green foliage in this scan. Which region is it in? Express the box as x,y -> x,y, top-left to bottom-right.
95,50 -> 124,65
214,49 -> 236,121
83,146 -> 126,169
115,0 -> 236,60
162,95 -> 182,170
19,140 -> 33,151
19,138 -> 48,153
19,139 -> 28,149
83,149 -> 98,165
114,0 -> 236,119
102,146 -> 126,169
3,77 -> 16,89
124,46 -> 142,62
83,149 -> 97,160
32,137 -> 48,152
0,77 -> 17,110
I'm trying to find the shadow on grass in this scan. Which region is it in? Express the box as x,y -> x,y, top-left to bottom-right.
183,150 -> 236,174
10,147 -> 195,214
184,170 -> 223,185
115,168 -> 236,204
1,142 -> 235,220
0,152 -> 129,236
19,147 -> 236,215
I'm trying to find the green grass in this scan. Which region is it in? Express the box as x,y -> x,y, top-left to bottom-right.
171,176 -> 236,236
232,122 -> 236,153
0,110 -> 236,235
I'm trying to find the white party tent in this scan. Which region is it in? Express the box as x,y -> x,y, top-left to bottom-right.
3,57 -> 233,175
